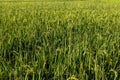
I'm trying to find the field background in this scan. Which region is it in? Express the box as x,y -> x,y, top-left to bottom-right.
0,1 -> 120,80
0,0 -> 120,2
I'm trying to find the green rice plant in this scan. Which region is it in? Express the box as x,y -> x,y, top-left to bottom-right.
0,1 -> 120,80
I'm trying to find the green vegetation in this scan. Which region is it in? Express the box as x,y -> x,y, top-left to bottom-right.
0,1 -> 120,80
1,0 -> 120,2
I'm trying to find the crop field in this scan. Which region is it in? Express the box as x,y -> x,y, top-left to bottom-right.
0,1 -> 120,80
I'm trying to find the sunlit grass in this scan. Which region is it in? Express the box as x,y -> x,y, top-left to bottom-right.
0,1 -> 120,80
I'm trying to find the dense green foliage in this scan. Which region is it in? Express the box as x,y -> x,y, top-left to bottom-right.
0,1 -> 120,80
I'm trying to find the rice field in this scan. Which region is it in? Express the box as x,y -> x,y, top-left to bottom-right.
0,1 -> 120,80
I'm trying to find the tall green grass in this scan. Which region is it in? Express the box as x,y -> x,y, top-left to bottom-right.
0,1 -> 120,80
